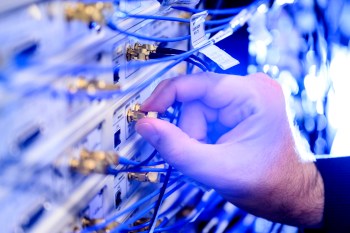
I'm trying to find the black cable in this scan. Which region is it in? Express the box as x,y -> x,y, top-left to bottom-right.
185,58 -> 208,71
156,47 -> 210,70
150,49 -> 212,71
156,48 -> 212,70
276,223 -> 284,233
268,222 -> 277,233
137,149 -> 158,167
148,166 -> 173,233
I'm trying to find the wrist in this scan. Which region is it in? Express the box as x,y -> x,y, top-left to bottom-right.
281,123 -> 324,227
296,162 -> 324,227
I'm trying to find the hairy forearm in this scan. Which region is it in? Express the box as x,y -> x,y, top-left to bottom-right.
223,162 -> 324,227
219,137 -> 324,228
273,162 -> 324,227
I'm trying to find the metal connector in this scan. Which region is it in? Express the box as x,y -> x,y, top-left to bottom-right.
70,148 -> 119,174
126,43 -> 157,61
80,217 -> 119,232
128,218 -> 161,233
128,172 -> 160,183
127,103 -> 158,123
67,77 -> 120,94
81,217 -> 104,228
65,2 -> 113,26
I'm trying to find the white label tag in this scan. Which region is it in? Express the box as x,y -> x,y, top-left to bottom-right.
190,11 -> 208,48
200,45 -> 240,70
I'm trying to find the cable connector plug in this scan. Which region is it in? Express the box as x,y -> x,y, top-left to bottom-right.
128,171 -> 160,183
128,165 -> 165,183
127,104 -> 158,123
126,43 -> 158,61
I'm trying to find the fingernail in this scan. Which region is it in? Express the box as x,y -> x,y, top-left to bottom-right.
135,123 -> 160,145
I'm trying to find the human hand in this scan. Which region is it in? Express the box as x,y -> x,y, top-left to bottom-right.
135,72 -> 324,227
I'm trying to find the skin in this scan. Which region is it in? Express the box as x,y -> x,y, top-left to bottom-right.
135,72 -> 324,227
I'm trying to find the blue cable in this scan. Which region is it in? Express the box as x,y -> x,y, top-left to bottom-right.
137,150 -> 157,165
185,58 -> 208,71
119,13 -> 190,23
134,190 -> 216,233
205,16 -> 235,26
121,149 -> 158,168
106,166 -> 169,174
118,157 -> 140,166
116,184 -> 200,232
109,177 -> 183,233
60,40 -> 212,77
111,181 -> 184,233
64,40 -> 213,101
107,21 -> 190,42
121,13 -> 234,26
171,5 -> 245,15
148,166 -> 172,233
151,48 -> 212,71
118,156 -> 165,166
81,177 -> 183,233
107,21 -> 227,42
84,43 -> 210,99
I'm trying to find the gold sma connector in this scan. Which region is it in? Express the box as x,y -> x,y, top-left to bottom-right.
64,2 -> 113,26
70,148 -> 119,174
67,77 -> 121,94
126,43 -> 157,61
78,217 -> 119,232
127,103 -> 158,123
128,217 -> 162,233
128,171 -> 159,183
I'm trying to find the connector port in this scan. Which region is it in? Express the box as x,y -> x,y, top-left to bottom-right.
19,201 -> 49,231
114,129 -> 121,148
127,103 -> 143,123
115,191 -> 122,209
17,126 -> 42,151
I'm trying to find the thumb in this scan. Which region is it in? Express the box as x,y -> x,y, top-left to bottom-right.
135,117 -> 199,170
135,118 -> 240,191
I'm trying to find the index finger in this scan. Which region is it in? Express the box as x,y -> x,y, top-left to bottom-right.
140,72 -> 253,113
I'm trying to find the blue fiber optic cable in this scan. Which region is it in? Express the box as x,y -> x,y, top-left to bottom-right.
185,58 -> 208,71
108,181 -> 184,233
85,43 -> 211,99
136,150 -> 158,166
58,39 -> 213,77
119,13 -> 190,23
107,21 -> 227,42
171,5 -> 246,15
64,55 -> 188,100
81,177 -> 184,232
62,37 -> 213,100
122,186 -> 201,232
119,13 -> 234,26
213,203 -> 239,233
118,157 -> 140,166
133,190 -> 217,233
118,157 -> 165,166
118,150 -> 159,168
107,174 -> 182,233
107,21 -> 190,42
225,214 -> 257,233
151,48 -> 212,71
107,166 -> 169,174
147,166 -> 172,233
205,16 -> 235,25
